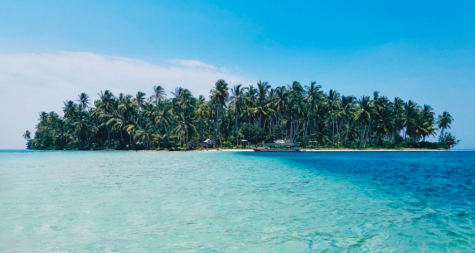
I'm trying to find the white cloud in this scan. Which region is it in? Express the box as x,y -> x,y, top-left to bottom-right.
0,52 -> 249,149
171,59 -> 218,70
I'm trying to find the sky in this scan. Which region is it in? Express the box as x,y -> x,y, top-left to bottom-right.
0,0 -> 474,149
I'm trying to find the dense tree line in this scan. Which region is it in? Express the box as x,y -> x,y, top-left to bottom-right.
24,80 -> 459,150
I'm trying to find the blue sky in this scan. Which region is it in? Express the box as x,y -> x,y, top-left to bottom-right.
0,0 -> 474,149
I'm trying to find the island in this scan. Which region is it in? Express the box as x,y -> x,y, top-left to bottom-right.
23,80 -> 459,151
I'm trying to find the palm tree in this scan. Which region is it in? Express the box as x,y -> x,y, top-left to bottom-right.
151,85 -> 166,104
173,116 -> 196,150
437,111 -> 453,139
326,89 -> 341,145
135,92 -> 146,108
72,112 -> 92,149
97,90 -> 115,147
38,111 -> 48,121
418,105 -> 436,142
155,103 -> 174,148
356,96 -> 373,146
106,110 -> 127,144
305,82 -> 323,142
286,81 -> 305,142
62,101 -> 82,148
230,84 -> 246,145
136,91 -> 147,127
402,100 -> 420,141
118,95 -> 138,147
135,126 -> 153,149
23,130 -> 31,140
125,122 -> 138,147
77,93 -> 90,111
391,97 -> 404,143
210,79 -> 229,146
338,95 -> 357,144
63,100 -> 77,120
256,81 -> 271,127
274,86 -> 288,139
372,94 -> 392,145
195,95 -> 210,143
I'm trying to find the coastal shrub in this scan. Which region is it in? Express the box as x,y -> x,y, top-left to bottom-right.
436,142 -> 450,149
418,141 -> 437,149
395,142 -> 408,149
47,145 -> 60,150
382,141 -> 393,149
223,141 -> 232,148
64,143 -> 79,150
113,142 -> 122,150
239,123 -> 265,144
347,142 -> 359,149
439,132 -> 460,148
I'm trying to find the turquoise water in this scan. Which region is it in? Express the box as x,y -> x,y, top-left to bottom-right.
1,150 -> 474,252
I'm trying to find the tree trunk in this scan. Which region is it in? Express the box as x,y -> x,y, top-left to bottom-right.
200,119 -> 203,143
345,122 -> 350,144
404,127 -> 407,141
360,123 -> 366,146
85,130 -> 91,148
217,106 -> 222,146
290,117 -> 293,142
235,114 -> 239,145
165,125 -> 170,148
303,119 -> 309,149
76,132 -> 82,150
279,115 -> 284,138
332,117 -> 335,145
107,126 -> 111,147
215,105 -> 219,147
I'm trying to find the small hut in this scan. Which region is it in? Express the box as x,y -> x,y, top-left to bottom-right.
203,139 -> 214,148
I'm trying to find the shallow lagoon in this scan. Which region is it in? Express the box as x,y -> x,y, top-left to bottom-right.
1,150 -> 474,252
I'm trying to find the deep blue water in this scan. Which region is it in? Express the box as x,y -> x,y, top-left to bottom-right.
259,151 -> 475,214
0,150 -> 474,252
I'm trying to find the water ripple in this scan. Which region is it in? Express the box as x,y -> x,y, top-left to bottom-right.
0,151 -> 474,252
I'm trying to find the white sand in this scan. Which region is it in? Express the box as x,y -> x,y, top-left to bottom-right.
219,149 -> 445,152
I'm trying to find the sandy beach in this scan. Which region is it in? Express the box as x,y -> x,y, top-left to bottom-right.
216,149 -> 446,152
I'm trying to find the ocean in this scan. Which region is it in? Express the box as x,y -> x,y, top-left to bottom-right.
1,150 -> 474,252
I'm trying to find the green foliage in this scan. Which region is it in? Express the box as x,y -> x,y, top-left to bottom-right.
222,141 -> 232,148
438,132 -> 460,148
382,141 -> 393,149
25,80 -> 459,151
239,123 -> 266,145
395,142 -> 408,149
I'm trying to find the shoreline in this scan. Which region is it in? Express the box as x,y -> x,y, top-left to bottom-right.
150,148 -> 449,152
121,148 -> 449,152
6,148 -> 454,152
220,149 -> 447,152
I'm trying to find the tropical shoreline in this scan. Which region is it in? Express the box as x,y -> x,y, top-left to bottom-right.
23,80 -> 459,151
139,148 -> 448,152
220,149 -> 446,152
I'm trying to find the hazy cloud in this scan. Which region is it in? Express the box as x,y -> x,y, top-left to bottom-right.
0,52 -> 249,149
171,59 -> 218,70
